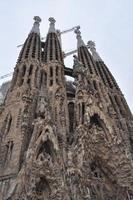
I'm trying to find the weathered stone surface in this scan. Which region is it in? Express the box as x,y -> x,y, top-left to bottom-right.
0,17 -> 133,200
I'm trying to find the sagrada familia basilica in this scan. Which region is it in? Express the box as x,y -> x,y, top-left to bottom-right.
0,16 -> 133,200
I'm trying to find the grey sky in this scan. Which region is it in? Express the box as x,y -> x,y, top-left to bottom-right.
0,0 -> 133,111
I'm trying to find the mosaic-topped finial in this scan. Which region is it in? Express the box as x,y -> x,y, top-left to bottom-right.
74,26 -> 86,48
34,16 -> 41,23
31,16 -> 41,34
48,17 -> 56,33
87,40 -> 102,62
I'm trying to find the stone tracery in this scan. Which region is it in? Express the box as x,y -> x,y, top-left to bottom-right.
0,16 -> 133,200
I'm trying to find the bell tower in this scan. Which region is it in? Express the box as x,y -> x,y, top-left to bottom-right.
0,16 -> 42,198
0,16 -> 133,200
88,40 -> 132,118
43,18 -> 69,159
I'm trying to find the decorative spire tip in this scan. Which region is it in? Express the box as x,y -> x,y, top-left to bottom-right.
74,26 -> 86,48
87,40 -> 102,62
33,16 -> 41,24
30,16 -> 41,34
49,17 -> 56,24
48,17 -> 56,33
74,26 -> 81,37
87,41 -> 96,51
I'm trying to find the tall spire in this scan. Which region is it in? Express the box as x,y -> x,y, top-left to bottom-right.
87,41 -> 102,62
43,17 -> 63,63
30,16 -> 41,35
74,27 -> 99,76
48,17 -> 56,33
74,26 -> 86,48
17,16 -> 42,63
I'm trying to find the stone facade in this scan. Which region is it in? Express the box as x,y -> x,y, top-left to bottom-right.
0,81 -> 11,104
0,16 -> 133,200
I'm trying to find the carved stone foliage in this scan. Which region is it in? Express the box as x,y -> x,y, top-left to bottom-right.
1,17 -> 133,200
36,94 -> 51,122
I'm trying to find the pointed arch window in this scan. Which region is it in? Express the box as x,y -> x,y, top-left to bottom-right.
44,72 -> 47,86
96,63 -> 107,86
56,66 -> 59,84
50,33 -> 53,61
2,113 -> 12,137
25,34 -> 33,59
50,67 -> 53,77
38,36 -> 41,60
84,49 -> 93,74
49,66 -> 53,86
56,66 -> 58,76
32,35 -> 37,58
35,67 -> 38,86
78,103 -> 81,122
82,102 -> 85,124
55,37 -> 59,61
19,65 -> 26,86
22,65 -> 26,77
27,65 -> 33,86
6,115 -> 12,134
78,102 -> 85,124
29,65 -> 33,76
68,102 -> 74,132
93,80 -> 98,90
39,70 -> 44,89
90,55 -> 99,76
50,80 -> 53,86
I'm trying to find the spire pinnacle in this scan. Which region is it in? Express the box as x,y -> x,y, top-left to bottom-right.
48,17 -> 56,33
87,41 -> 102,62
30,16 -> 41,35
74,26 -> 86,48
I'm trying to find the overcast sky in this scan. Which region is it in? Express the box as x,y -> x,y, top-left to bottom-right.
0,0 -> 133,112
